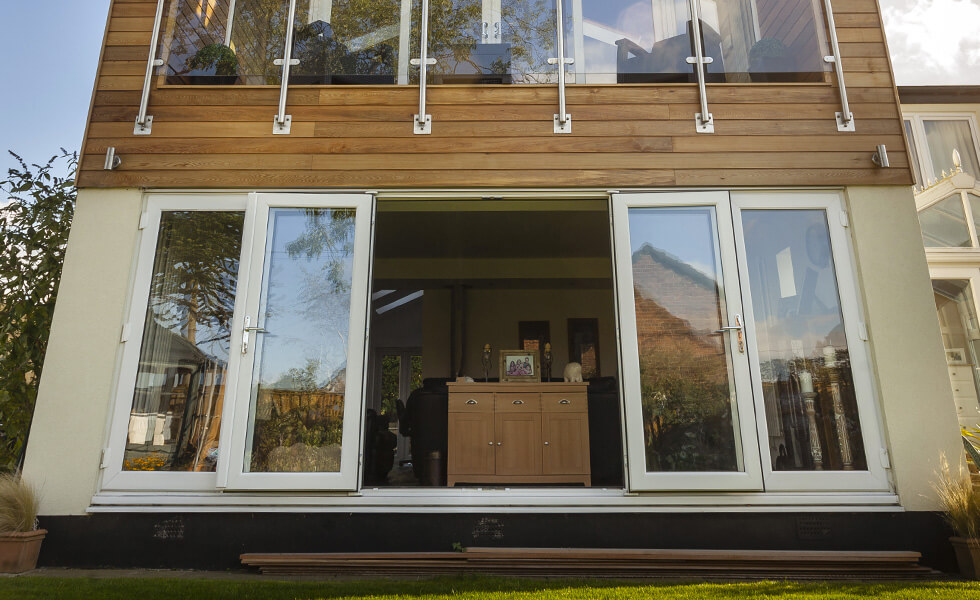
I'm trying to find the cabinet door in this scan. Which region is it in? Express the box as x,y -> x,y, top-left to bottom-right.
543,413 -> 591,475
494,413 -> 542,476
448,413 -> 495,475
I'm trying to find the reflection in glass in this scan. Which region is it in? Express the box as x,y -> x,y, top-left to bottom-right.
933,280 -> 980,427
919,194 -> 972,248
704,0 -> 831,82
290,0 -> 413,84
245,208 -> 356,473
904,120 -> 922,188
741,210 -> 867,471
425,0 -> 557,84
159,0 -> 290,85
564,0 -> 695,84
923,120 -> 980,180
627,207 -> 740,472
124,211 -> 245,472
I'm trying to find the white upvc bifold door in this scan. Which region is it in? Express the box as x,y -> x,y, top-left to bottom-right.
613,191 -> 889,493
613,192 -> 764,491
219,193 -> 373,491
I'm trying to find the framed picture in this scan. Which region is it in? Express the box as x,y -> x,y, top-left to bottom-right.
946,348 -> 968,364
518,321 -> 550,352
499,349 -> 540,383
568,318 -> 600,379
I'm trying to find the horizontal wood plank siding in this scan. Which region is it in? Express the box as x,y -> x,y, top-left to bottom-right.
77,0 -> 913,189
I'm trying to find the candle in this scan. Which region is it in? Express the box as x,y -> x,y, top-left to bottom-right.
798,371 -> 814,394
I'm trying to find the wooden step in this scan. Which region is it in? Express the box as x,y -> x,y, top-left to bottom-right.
240,547 -> 940,580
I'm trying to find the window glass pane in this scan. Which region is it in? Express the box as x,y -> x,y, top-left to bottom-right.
564,0 -> 694,84
627,207 -> 742,472
919,194 -> 971,248
970,194 -> 980,237
703,0 -> 832,83
933,280 -> 980,427
905,120 -> 923,188
290,0 -> 414,84
924,120 -> 980,180
159,0 -> 290,85
741,209 -> 867,472
245,208 -> 356,473
123,211 -> 245,472
427,0 -> 557,84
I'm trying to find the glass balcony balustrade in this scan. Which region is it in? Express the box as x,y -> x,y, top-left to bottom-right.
153,0 -> 832,86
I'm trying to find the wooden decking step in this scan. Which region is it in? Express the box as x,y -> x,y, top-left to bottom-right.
241,547 -> 940,580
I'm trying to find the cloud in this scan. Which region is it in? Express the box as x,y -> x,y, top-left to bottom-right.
881,0 -> 980,85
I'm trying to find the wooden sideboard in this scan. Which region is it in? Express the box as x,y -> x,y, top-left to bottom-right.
447,382 -> 591,487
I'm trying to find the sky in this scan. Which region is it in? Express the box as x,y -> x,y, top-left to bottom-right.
0,0 -> 979,180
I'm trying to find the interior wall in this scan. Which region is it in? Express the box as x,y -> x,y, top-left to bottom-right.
421,288 -> 618,381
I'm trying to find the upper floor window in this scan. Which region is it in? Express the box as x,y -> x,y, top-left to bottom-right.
157,0 -> 833,86
905,114 -> 980,187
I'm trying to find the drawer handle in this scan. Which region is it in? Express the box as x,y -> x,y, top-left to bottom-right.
488,441 -> 493,445
544,441 -> 550,446
559,399 -> 571,405
466,399 -> 478,405
512,400 -> 524,405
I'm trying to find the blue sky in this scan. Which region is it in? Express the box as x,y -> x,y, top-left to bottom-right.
0,0 -> 978,180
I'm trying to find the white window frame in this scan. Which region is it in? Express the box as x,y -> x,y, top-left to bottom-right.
612,191 -> 765,492
218,192 -> 374,491
101,193 -> 255,492
730,190 -> 889,492
903,112 -> 980,185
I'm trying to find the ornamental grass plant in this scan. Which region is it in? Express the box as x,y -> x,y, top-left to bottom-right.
0,473 -> 39,533
935,454 -> 980,540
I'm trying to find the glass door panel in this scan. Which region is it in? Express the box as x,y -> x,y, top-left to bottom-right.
222,193 -> 373,490
732,192 -> 888,492
612,192 -> 763,491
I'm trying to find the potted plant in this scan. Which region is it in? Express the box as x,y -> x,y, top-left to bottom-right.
186,43 -> 239,85
0,473 -> 44,573
937,435 -> 980,579
749,38 -> 792,82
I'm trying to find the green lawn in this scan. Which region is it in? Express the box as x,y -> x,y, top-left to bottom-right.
0,576 -> 979,600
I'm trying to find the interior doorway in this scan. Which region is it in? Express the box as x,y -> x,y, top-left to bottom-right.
361,199 -> 624,488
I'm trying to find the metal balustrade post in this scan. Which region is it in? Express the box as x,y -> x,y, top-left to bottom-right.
548,0 -> 573,133
821,0 -> 855,132
686,0 -> 714,134
134,0 -> 167,136
273,0 -> 300,134
411,0 -> 435,134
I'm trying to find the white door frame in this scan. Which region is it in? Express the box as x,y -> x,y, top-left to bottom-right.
730,190 -> 889,492
612,191 -> 764,491
102,193 -> 255,491
219,192 -> 374,491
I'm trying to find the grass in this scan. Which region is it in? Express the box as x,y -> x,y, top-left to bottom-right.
0,576 -> 979,600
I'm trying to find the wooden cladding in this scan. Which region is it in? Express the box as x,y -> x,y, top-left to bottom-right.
79,0 -> 913,189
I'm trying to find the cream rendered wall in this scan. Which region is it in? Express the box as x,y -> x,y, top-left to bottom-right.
846,185 -> 962,510
23,188 -> 142,515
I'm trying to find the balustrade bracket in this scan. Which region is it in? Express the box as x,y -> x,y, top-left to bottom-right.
273,115 -> 292,135
553,114 -> 572,134
695,113 -> 714,134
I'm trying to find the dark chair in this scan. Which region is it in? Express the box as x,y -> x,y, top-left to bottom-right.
401,378 -> 451,486
616,20 -> 724,84
586,376 -> 624,487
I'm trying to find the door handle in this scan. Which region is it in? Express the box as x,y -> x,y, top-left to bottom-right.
714,313 -> 745,353
241,316 -> 269,355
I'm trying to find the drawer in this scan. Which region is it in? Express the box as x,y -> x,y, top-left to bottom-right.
542,392 -> 588,412
495,393 -> 541,412
949,368 -> 976,382
449,393 -> 494,412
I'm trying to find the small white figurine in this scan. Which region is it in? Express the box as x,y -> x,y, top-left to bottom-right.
563,362 -> 583,383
